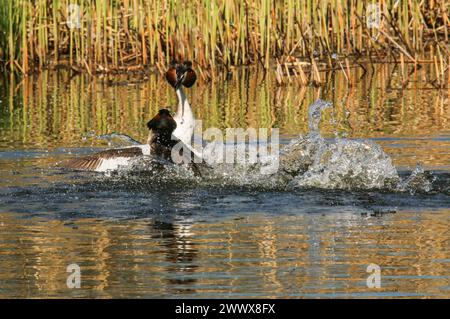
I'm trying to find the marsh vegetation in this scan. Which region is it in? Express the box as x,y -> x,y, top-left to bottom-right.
0,0 -> 448,86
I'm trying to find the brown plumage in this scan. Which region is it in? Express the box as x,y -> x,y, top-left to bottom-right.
165,67 -> 177,89
147,109 -> 177,144
165,61 -> 197,89
183,68 -> 197,88
146,109 -> 179,161
64,108 -> 207,175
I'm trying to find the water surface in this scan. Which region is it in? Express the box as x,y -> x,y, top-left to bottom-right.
0,64 -> 449,298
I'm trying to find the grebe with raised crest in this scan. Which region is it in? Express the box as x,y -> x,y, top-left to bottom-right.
65,109 -> 201,173
165,61 -> 197,146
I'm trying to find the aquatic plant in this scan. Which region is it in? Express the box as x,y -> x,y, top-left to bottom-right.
0,0 -> 448,81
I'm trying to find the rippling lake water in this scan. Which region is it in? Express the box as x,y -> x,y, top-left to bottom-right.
0,64 -> 449,298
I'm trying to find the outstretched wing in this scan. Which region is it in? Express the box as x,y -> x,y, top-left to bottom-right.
64,147 -> 144,171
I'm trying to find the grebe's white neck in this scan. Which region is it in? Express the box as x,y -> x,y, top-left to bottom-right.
175,87 -> 191,121
173,87 -> 195,146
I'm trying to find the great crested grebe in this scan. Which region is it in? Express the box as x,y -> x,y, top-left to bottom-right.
65,109 -> 201,173
165,61 -> 197,146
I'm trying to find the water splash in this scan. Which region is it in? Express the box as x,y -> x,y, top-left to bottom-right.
78,99 -> 436,193
308,99 -> 333,135
397,164 -> 434,194
277,99 -> 431,191
282,136 -> 399,190
83,132 -> 141,147
198,99 -> 434,192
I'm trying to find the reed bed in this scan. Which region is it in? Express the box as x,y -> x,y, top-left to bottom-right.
0,0 -> 449,82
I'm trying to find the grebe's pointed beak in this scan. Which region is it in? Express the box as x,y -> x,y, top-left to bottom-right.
175,72 -> 186,89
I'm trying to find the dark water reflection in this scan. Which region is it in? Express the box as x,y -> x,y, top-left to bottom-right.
0,64 -> 449,298
0,209 -> 448,298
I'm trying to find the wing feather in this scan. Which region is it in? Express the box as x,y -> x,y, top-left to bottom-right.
64,147 -> 144,171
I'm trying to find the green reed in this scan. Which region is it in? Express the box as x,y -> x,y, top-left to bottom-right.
0,0 -> 448,79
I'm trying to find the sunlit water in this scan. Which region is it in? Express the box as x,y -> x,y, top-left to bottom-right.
0,64 -> 449,298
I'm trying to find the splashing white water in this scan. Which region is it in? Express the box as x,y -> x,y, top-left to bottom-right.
396,163 -> 434,194
197,99 -> 430,192
87,99 -> 434,193
283,136 -> 399,190
84,132 -> 141,147
273,99 -> 400,190
308,99 -> 333,135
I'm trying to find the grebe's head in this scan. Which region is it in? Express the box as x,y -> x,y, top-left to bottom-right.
165,61 -> 197,89
146,109 -> 178,147
147,109 -> 177,133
